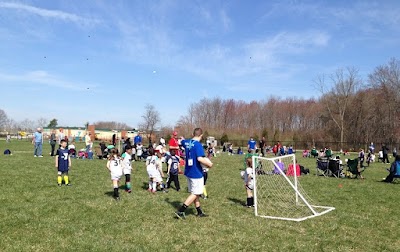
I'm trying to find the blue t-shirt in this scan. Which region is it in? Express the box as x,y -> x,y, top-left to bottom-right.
134,135 -> 142,144
248,139 -> 256,150
34,132 -> 42,143
57,148 -> 69,172
182,139 -> 205,179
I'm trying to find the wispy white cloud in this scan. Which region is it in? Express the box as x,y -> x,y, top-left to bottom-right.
220,9 -> 231,32
0,2 -> 101,26
0,70 -> 96,91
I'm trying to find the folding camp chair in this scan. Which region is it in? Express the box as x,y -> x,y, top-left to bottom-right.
328,159 -> 342,178
311,149 -> 318,158
316,157 -> 330,177
346,158 -> 365,179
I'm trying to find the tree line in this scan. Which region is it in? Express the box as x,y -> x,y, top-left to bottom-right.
176,58 -> 400,150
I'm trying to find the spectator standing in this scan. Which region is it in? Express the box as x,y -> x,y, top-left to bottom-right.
382,144 -> 390,164
32,128 -> 44,157
85,132 -> 92,153
49,130 -> 57,156
58,128 -> 65,147
134,133 -> 142,146
247,137 -> 257,153
168,131 -> 180,154
259,137 -> 266,157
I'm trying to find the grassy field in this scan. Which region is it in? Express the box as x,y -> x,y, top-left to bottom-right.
0,140 -> 399,252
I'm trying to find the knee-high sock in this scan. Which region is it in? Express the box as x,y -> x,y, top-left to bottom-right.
64,175 -> 69,185
152,181 -> 157,191
57,175 -> 62,184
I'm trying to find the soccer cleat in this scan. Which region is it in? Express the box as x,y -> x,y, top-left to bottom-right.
115,197 -> 120,201
127,189 -> 132,193
34,155 -> 37,157
58,184 -> 62,187
197,213 -> 208,217
66,184 -> 71,186
174,211 -> 186,219
38,155 -> 43,157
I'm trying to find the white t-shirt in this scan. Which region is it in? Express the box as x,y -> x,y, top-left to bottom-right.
146,156 -> 161,180
136,145 -> 143,156
244,167 -> 254,190
108,157 -> 123,179
122,153 -> 132,174
58,133 -> 65,144
85,135 -> 91,145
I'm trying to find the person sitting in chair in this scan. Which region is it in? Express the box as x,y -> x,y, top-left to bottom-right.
382,155 -> 400,183
68,141 -> 76,158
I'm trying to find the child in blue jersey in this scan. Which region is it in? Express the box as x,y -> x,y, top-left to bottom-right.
121,146 -> 133,193
55,139 -> 71,186
107,149 -> 123,200
166,149 -> 181,191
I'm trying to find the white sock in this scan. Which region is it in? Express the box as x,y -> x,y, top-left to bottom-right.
152,181 -> 157,191
148,181 -> 152,190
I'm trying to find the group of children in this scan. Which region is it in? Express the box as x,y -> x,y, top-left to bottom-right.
54,140 -> 213,201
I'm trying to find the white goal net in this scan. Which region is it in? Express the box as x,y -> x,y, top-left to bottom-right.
252,154 -> 334,222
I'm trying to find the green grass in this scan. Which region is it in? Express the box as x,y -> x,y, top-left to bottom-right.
0,140 -> 399,251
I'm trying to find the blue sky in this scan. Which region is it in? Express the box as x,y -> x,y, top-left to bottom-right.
1,0 -> 399,128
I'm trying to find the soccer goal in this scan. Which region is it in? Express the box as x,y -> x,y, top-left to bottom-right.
252,154 -> 335,222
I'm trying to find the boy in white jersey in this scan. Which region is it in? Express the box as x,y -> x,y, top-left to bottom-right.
122,146 -> 133,193
106,149 -> 123,200
155,151 -> 167,192
146,148 -> 166,193
243,157 -> 254,207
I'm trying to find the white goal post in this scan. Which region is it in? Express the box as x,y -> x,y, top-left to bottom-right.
252,154 -> 335,222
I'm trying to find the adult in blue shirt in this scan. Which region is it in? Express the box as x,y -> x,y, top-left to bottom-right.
247,137 -> 257,153
32,127 -> 43,157
134,133 -> 142,145
175,128 -> 213,219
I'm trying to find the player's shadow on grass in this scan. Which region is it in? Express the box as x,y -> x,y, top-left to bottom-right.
141,182 -> 149,190
227,197 -> 246,206
104,191 -> 115,198
164,198 -> 196,216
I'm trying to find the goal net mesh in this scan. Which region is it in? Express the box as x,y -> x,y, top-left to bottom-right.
252,154 -> 334,221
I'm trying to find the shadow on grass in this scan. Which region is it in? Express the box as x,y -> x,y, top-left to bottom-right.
141,182 -> 149,190
104,191 -> 115,198
227,197 -> 246,206
164,198 -> 196,216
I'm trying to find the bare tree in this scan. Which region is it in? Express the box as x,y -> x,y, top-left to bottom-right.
36,117 -> 48,129
18,119 -> 36,132
139,104 -> 160,145
0,109 -> 8,130
369,58 -> 400,143
315,67 -> 362,149
94,121 -> 132,130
